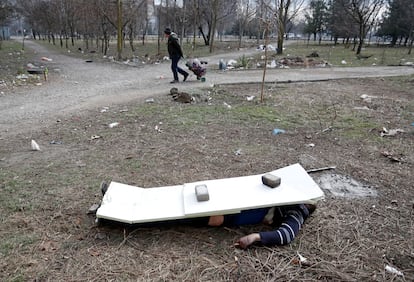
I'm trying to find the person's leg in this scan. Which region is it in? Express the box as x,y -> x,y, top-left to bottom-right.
171,56 -> 179,82
177,65 -> 189,81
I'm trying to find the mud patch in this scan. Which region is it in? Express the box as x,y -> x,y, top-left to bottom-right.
316,173 -> 378,198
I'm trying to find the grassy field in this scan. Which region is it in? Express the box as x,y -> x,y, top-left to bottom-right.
1,37 -> 413,280
1,76 -> 413,281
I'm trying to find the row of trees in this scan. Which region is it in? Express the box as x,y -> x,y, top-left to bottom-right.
303,0 -> 413,54
1,0 -> 412,57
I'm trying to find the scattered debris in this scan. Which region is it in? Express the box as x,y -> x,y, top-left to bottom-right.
380,127 -> 405,137
172,92 -> 192,103
108,122 -> 119,128
292,252 -> 311,267
119,108 -> 128,113
353,106 -> 371,110
219,59 -> 227,70
145,98 -> 155,103
381,150 -> 403,162
100,107 -> 109,113
169,87 -> 178,95
227,59 -> 237,69
49,140 -> 63,145
31,140 -> 40,151
234,149 -> 242,156
306,166 -> 336,173
307,51 -> 319,58
272,128 -> 285,135
41,57 -> 53,62
306,143 -> 315,148
341,60 -> 347,65
267,60 -> 277,68
385,265 -> 404,277
154,125 -> 162,133
246,95 -> 255,101
360,94 -> 377,103
91,135 -> 101,140
16,74 -> 29,80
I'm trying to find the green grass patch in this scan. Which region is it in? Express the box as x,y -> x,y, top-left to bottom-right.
0,233 -> 38,256
0,40 -> 35,84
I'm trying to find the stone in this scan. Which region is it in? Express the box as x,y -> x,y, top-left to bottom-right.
195,184 -> 209,201
262,173 -> 281,188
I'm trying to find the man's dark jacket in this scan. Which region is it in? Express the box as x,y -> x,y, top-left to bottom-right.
167,33 -> 183,58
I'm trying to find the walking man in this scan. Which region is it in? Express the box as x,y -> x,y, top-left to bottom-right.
164,28 -> 188,83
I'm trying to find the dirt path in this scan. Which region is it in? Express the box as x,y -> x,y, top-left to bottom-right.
1,39 -> 413,137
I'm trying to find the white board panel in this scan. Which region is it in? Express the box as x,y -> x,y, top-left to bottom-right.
182,163 -> 324,217
97,182 -> 185,224
96,163 -> 324,224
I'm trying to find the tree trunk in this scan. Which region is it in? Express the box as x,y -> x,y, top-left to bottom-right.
199,26 -> 209,46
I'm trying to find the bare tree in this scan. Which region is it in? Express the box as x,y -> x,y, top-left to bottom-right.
0,0 -> 14,46
237,0 -> 256,49
342,0 -> 384,55
261,0 -> 305,54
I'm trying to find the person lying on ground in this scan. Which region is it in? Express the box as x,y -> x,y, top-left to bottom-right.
233,204 -> 316,249
205,204 -> 316,249
100,181 -> 315,249
168,203 -> 316,249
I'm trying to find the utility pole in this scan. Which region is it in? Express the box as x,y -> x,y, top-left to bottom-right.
117,0 -> 123,60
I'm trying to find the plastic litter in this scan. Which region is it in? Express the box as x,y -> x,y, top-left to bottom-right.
31,140 -> 40,151
297,253 -> 307,263
154,125 -> 162,133
108,122 -> 119,128
385,265 -> 404,276
246,96 -> 255,101
223,102 -> 232,109
219,59 -> 227,70
380,127 -> 405,137
272,128 -> 286,135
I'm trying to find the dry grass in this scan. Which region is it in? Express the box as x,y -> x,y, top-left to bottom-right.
1,76 -> 413,281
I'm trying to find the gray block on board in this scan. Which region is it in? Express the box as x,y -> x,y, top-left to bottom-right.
262,173 -> 281,188
195,184 -> 210,201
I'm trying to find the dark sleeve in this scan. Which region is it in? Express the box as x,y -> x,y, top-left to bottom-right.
259,204 -> 309,246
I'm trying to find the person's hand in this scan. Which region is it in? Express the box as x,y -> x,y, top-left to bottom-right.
235,233 -> 260,249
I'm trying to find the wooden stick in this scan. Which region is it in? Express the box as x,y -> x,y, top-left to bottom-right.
306,166 -> 336,173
